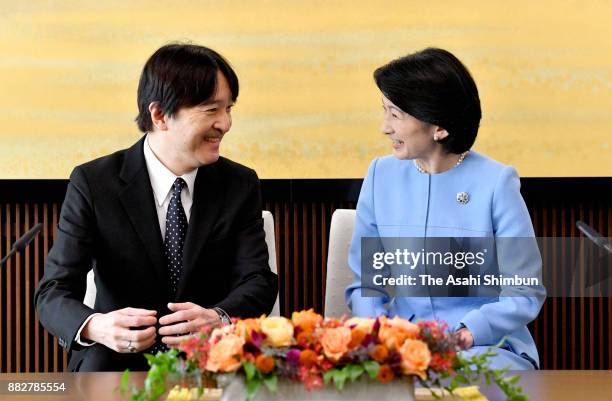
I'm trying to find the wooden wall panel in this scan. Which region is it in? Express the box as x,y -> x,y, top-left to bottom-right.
0,183 -> 610,372
0,203 -> 68,373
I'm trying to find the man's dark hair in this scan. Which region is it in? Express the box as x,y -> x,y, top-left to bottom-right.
374,48 -> 481,154
135,43 -> 239,132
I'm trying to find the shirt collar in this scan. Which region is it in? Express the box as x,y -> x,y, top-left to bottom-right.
143,134 -> 197,207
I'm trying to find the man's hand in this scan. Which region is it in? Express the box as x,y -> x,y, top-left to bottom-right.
82,307 -> 157,353
456,327 -> 474,349
158,302 -> 221,347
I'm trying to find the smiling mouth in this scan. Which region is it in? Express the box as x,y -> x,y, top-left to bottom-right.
391,139 -> 404,145
203,136 -> 222,143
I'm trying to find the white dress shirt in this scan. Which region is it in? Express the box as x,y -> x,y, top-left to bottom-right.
75,135 -> 198,345
143,135 -> 197,237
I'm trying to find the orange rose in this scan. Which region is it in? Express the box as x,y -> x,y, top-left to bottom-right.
205,333 -> 245,372
368,344 -> 389,363
398,339 -> 431,380
377,364 -> 395,383
292,309 -> 323,333
236,317 -> 262,342
210,324 -> 236,340
296,330 -> 316,348
344,317 -> 374,350
348,327 -> 367,349
319,326 -> 351,362
378,316 -> 419,350
255,354 -> 275,374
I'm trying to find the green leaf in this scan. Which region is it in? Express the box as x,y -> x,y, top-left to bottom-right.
243,361 -> 257,381
246,378 -> 262,401
362,360 -> 380,379
263,374 -> 278,393
120,369 -> 130,393
144,353 -> 156,365
347,364 -> 365,382
323,369 -> 336,385
454,374 -> 469,384
332,368 -> 348,390
450,372 -> 472,394
129,391 -> 146,401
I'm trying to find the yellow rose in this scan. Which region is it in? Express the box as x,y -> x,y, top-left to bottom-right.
344,317 -> 375,333
398,339 -> 431,380
378,316 -> 419,350
205,333 -> 245,372
292,309 -> 323,332
319,326 -> 352,362
260,316 -> 294,347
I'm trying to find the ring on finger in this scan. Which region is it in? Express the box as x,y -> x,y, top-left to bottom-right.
127,340 -> 136,353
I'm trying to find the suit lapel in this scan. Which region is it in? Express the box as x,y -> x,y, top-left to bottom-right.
176,162 -> 225,299
118,137 -> 167,291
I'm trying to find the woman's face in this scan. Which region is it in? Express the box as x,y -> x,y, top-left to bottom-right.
381,95 -> 436,160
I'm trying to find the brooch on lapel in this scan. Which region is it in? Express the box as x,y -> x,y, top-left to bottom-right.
456,192 -> 469,204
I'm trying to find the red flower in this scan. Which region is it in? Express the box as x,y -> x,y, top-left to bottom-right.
244,352 -> 256,363
377,364 -> 395,383
299,366 -> 323,391
320,359 -> 334,372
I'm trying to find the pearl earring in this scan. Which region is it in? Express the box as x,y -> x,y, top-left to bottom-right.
433,135 -> 439,141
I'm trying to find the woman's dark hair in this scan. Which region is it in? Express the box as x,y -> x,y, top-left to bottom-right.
374,48 -> 481,153
135,43 -> 239,132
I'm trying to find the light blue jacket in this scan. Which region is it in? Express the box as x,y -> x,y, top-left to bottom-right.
346,151 -> 546,368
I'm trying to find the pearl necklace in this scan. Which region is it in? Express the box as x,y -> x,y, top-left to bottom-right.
414,151 -> 469,174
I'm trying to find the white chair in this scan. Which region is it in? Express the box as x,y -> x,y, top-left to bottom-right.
262,210 -> 280,316
84,211 -> 280,316
84,266 -> 96,308
324,209 -> 356,318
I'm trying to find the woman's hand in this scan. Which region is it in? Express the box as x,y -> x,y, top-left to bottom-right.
456,327 -> 474,349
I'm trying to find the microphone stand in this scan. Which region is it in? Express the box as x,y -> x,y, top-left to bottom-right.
576,221 -> 612,254
575,220 -> 611,295
0,223 -> 43,267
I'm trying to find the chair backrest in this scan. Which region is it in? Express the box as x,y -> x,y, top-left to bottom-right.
324,209 -> 356,318
84,266 -> 96,308
84,211 -> 281,316
262,210 -> 280,316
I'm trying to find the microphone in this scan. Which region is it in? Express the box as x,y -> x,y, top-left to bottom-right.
0,223 -> 43,267
576,221 -> 612,254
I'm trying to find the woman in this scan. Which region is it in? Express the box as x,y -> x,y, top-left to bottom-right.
345,48 -> 546,370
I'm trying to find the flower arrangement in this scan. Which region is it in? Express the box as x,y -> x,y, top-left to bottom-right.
120,310 -> 529,401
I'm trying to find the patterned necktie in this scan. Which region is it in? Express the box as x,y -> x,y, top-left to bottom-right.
164,177 -> 188,296
151,178 -> 188,355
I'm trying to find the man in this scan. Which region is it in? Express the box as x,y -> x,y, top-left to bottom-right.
34,43 -> 278,372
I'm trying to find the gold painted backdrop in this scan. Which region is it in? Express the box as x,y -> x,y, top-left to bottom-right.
1,0 -> 610,178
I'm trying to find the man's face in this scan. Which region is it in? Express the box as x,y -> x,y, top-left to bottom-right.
164,70 -> 234,169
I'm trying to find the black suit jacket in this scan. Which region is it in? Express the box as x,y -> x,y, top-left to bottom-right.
34,137 -> 278,371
